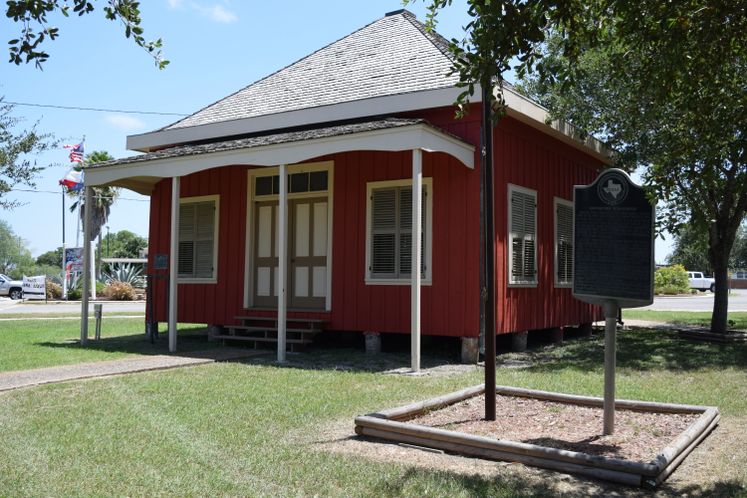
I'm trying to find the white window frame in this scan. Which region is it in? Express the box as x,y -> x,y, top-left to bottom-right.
365,178 -> 433,286
554,197 -> 574,288
507,184 -> 538,287
244,161 -> 334,310
178,194 -> 219,284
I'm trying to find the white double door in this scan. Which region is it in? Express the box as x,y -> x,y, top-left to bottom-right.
253,197 -> 328,310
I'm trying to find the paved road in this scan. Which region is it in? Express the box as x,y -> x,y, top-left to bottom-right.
0,298 -> 146,315
1,292 -> 745,316
641,291 -> 747,312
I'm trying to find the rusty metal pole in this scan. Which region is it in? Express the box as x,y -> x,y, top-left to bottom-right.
482,81 -> 496,421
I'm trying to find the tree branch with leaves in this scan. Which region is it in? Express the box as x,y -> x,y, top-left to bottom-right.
5,0 -> 168,69
411,0 -> 747,333
0,99 -> 55,209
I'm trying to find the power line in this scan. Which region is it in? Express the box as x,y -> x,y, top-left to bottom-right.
4,100 -> 188,117
9,188 -> 149,202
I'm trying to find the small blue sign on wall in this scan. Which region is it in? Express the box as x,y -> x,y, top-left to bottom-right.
153,253 -> 168,270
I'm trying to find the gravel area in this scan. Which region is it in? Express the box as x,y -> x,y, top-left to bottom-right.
409,395 -> 699,462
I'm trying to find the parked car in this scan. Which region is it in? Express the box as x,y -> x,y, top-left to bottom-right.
687,271 -> 716,292
0,274 -> 23,299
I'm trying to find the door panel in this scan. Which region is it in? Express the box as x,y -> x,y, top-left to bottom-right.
289,198 -> 327,309
252,197 -> 328,310
253,201 -> 278,307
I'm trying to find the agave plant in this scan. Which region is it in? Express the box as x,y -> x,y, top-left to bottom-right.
104,263 -> 144,288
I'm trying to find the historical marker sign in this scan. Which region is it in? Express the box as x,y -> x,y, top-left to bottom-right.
573,169 -> 655,309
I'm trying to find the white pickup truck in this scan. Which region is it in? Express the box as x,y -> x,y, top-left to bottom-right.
688,272 -> 716,292
0,274 -> 23,299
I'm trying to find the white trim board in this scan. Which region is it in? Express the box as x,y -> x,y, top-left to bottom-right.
87,123 -> 474,194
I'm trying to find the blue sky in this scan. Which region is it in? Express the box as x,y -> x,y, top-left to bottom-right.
2,0 -> 673,260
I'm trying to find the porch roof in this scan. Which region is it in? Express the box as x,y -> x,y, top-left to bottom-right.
85,118 -> 475,195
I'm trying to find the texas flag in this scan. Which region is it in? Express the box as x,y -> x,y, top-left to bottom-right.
59,168 -> 84,192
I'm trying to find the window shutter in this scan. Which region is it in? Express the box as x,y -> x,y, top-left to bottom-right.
194,240 -> 214,277
371,189 -> 396,276
177,199 -> 216,279
369,184 -> 428,279
398,186 -> 427,276
556,203 -> 573,283
179,203 -> 195,241
510,188 -> 537,284
178,241 -> 194,276
178,203 -> 195,276
511,237 -> 524,279
195,202 -> 214,240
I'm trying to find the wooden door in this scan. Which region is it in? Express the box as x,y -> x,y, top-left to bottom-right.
289,198 -> 328,309
253,201 -> 278,308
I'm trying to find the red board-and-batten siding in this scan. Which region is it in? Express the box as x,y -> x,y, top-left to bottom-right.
147,105 -> 601,337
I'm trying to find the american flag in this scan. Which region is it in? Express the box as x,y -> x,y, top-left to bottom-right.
63,140 -> 84,163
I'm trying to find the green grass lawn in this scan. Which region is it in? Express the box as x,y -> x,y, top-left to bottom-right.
0,321 -> 745,496
624,310 -> 747,329
0,318 -> 214,372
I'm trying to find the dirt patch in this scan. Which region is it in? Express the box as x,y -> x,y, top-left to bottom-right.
310,413 -> 744,497
409,395 -> 699,462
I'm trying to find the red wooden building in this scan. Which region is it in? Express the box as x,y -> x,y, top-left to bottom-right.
85,10 -> 609,362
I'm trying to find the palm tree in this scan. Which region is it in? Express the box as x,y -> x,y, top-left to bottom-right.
67,151 -> 119,279
68,151 -> 120,240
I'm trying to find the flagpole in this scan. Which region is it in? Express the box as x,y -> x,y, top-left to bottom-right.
62,186 -> 67,300
76,190 -> 82,247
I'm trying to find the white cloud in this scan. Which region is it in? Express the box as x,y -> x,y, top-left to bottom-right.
194,4 -> 238,23
166,0 -> 183,8
105,114 -> 145,132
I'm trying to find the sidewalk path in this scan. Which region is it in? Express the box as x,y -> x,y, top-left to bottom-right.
0,347 -> 265,393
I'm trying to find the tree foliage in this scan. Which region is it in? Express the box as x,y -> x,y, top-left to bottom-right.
733,226 -> 747,270
5,0 -> 167,69
0,99 -> 55,209
0,219 -> 44,277
414,0 -> 747,333
669,223 -> 747,274
100,229 -> 146,259
36,246 -> 62,267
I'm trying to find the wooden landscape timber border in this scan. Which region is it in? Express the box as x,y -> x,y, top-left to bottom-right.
354,385 -> 719,488
678,329 -> 747,344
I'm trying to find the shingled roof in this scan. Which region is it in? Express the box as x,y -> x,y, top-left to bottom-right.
163,10 -> 458,131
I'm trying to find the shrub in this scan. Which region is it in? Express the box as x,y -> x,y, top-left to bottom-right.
104,263 -> 144,288
67,288 -> 82,300
46,280 -> 62,299
105,281 -> 136,301
96,280 -> 106,295
654,265 -> 690,295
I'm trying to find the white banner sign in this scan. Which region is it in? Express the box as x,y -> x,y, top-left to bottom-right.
22,275 -> 46,300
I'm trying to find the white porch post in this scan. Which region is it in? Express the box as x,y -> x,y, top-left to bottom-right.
277,164 -> 288,362
169,176 -> 180,353
80,186 -> 93,345
90,240 -> 97,300
411,149 -> 423,372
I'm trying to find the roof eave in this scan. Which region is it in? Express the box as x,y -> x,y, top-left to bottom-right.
90,122 -> 476,195
126,84 -> 612,165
